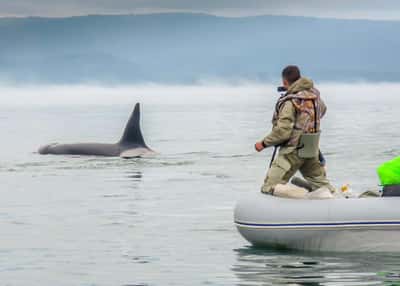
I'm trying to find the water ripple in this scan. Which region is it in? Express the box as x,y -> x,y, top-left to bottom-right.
232,247 -> 400,285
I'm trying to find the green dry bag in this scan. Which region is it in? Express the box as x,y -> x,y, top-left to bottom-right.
377,156 -> 400,186
297,132 -> 321,158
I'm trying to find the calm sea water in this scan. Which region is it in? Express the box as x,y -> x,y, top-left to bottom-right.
1,84 -> 400,285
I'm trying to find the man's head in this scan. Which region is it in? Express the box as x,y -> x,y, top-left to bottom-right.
282,65 -> 301,88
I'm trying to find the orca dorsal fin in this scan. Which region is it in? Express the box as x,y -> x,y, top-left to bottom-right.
119,103 -> 147,147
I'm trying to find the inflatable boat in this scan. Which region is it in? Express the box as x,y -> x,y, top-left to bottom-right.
234,193 -> 400,252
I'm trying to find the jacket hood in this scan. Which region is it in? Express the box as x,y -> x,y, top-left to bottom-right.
288,77 -> 314,95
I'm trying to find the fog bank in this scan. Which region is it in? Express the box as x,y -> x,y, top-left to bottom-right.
0,82 -> 398,106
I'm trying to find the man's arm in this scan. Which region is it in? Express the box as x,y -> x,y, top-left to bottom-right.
262,101 -> 296,147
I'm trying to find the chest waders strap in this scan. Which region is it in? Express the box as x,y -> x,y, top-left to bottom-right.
297,99 -> 321,158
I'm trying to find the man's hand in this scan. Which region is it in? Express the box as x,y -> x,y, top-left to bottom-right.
255,142 -> 266,152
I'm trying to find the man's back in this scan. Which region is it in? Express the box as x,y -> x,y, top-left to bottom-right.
255,66 -> 335,195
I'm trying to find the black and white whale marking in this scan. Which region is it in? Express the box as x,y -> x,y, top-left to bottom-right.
38,103 -> 154,158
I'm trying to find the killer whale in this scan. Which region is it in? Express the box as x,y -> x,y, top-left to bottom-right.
38,103 -> 154,158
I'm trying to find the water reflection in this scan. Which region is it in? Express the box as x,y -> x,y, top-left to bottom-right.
232,246 -> 400,285
125,171 -> 142,181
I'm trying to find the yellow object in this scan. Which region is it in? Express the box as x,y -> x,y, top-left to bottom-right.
340,184 -> 355,198
341,184 -> 350,192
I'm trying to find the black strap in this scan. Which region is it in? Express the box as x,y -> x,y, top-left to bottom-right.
275,93 -> 288,115
311,99 -> 318,133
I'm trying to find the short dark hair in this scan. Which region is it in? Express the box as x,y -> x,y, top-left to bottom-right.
282,65 -> 301,84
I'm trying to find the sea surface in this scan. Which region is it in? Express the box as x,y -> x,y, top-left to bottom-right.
1,83 -> 400,286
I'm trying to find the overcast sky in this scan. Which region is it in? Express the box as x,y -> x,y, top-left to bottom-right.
1,0 -> 400,20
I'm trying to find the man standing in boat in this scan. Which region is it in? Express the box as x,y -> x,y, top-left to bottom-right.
255,65 -> 335,194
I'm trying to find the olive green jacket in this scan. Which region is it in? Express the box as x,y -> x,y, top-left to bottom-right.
262,78 -> 327,153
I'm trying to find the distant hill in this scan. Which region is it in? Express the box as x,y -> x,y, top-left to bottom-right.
0,13 -> 399,84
